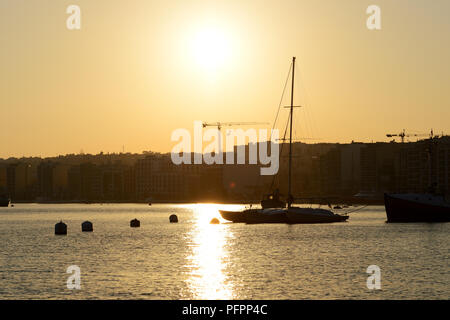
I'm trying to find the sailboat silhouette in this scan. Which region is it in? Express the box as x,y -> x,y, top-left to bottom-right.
220,57 -> 349,224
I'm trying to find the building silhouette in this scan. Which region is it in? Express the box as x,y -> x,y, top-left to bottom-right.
0,137 -> 449,202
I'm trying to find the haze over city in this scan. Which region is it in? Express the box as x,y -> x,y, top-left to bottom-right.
1,0 -> 450,158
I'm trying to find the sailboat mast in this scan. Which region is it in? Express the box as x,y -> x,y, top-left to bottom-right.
288,56 -> 295,208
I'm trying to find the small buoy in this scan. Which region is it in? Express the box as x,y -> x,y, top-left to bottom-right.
130,218 -> 140,228
210,218 -> 220,224
81,221 -> 93,232
55,221 -> 67,235
169,214 -> 178,223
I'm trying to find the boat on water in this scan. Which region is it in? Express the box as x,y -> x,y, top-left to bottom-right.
384,193 -> 450,223
220,57 -> 348,224
220,206 -> 348,224
384,134 -> 450,223
0,196 -> 10,207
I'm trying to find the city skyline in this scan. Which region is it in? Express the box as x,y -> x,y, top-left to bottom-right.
1,0 -> 450,158
2,137 -> 449,203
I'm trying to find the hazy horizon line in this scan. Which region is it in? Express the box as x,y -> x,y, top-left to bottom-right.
1,137 -> 443,161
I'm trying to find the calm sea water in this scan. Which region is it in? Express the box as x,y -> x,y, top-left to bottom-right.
0,204 -> 448,300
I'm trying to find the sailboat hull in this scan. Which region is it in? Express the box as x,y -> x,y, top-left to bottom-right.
220,209 -> 288,223
286,209 -> 348,224
219,210 -> 248,223
220,208 -> 349,224
244,210 -> 287,224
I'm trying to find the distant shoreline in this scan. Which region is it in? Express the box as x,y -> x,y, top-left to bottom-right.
9,198 -> 385,206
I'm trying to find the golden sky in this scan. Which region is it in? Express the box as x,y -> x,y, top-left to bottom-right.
1,0 -> 449,158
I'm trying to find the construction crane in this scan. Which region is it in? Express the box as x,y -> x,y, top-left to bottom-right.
277,138 -> 322,142
202,122 -> 269,130
201,121 -> 270,155
386,129 -> 435,143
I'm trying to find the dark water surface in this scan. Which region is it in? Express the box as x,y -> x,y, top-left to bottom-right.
0,204 -> 448,299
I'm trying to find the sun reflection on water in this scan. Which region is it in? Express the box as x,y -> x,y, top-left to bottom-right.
184,204 -> 241,299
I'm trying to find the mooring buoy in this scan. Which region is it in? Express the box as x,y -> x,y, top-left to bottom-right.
55,221 -> 67,235
130,218 -> 140,228
210,218 -> 220,224
81,221 -> 93,232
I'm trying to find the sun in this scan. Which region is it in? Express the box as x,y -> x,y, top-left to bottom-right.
189,25 -> 233,72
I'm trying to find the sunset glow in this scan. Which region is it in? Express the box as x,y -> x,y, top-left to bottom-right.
0,0 -> 449,306
1,1 -> 450,159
